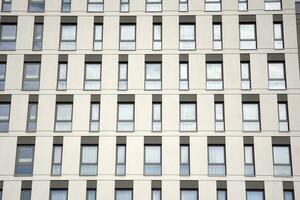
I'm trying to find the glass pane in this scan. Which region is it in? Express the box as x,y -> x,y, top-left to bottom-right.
87,190 -> 96,200
244,146 -> 253,164
86,64 -> 101,79
153,25 -> 161,40
119,63 -> 127,79
117,122 -> 133,131
284,191 -> 294,200
18,146 -> 33,163
274,24 -> 282,39
82,146 -> 98,163
34,24 -> 43,40
120,25 -> 135,40
213,24 -> 221,40
117,145 -> 126,163
205,3 -> 221,11
273,146 -> 290,164
25,63 -> 40,79
0,64 -> 6,80
274,165 -> 291,176
152,190 -> 161,200
240,24 -> 255,39
180,25 -> 195,40
0,104 -> 9,120
1,25 -> 16,40
51,190 -> 67,200
241,63 -> 250,79
209,146 -> 224,163
146,3 -> 161,11
94,25 -> 102,40
56,104 -> 72,120
53,146 -> 62,163
247,191 -> 264,200
269,63 -> 284,79
21,190 -> 31,200
61,25 -> 76,40
146,63 -> 161,79
265,2 -> 281,10
118,104 -> 134,120
145,146 -> 161,163
243,104 -> 259,120
59,64 -> 67,79
215,103 -> 224,120
91,104 -> 100,121
181,190 -> 197,200
28,104 -> 37,120
180,63 -> 188,79
116,190 -> 132,200
180,146 -> 189,163
207,63 -> 222,79
278,103 -> 287,120
217,190 -> 227,200
180,103 -> 196,120
180,121 -> 196,131
153,103 -> 161,121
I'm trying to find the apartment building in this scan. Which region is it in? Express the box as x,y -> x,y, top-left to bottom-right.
0,0 -> 299,199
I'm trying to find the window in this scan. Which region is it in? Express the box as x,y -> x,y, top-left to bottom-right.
2,0 -> 11,11
179,0 -> 188,11
120,0 -> 129,12
87,0 -> 104,12
84,63 -> 101,90
181,190 -> 198,200
118,63 -> 128,90
22,63 -> 40,91
117,103 -> 134,132
217,190 -> 227,200
93,24 -> 103,50
180,103 -> 197,132
273,146 -> 292,176
152,189 -> 161,200
28,0 -> 44,12
119,24 -> 136,50
213,23 -> 222,50
50,190 -> 67,200
61,0 -> 71,12
55,103 -> 73,132
90,102 -> 100,132
57,63 -> 68,90
240,24 -> 256,49
60,24 -> 77,50
0,190 -> 2,200
116,145 -> 126,176
265,0 -> 281,10
145,63 -> 162,90
51,145 -> 63,176
87,189 -> 96,200
268,62 -> 286,90
0,103 -> 10,132
244,145 -> 255,176
115,189 -> 132,200
152,103 -> 162,132
241,62 -> 251,90
206,63 -> 223,90
179,62 -> 189,90
208,145 -> 226,175
205,0 -> 221,11
0,24 -> 17,50
0,63 -> 6,90
21,189 -> 31,200
239,0 -> 247,11
144,145 -> 161,175
153,24 -> 162,50
274,23 -> 284,49
180,145 -> 190,176
246,190 -> 264,200
32,23 -> 43,50
26,103 -> 38,132
284,191 -> 294,200
146,0 -> 162,12
242,103 -> 260,132
80,145 -> 98,176
278,102 -> 289,132
179,24 -> 195,50
215,102 -> 225,131
15,145 -> 34,175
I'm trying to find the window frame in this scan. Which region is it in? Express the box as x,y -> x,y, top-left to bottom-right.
179,23 -> 196,50
273,22 -> 284,49
205,0 -> 222,11
180,189 -> 198,200
93,23 -> 103,51
57,62 -> 68,91
51,144 -> 63,176
238,0 -> 248,11
1,0 -> 12,12
240,61 -> 251,90
86,189 -> 97,200
179,0 -> 188,12
28,0 -> 45,12
0,23 -> 17,51
264,0 -> 281,10
239,23 -> 257,50
145,0 -> 162,12
213,22 -> 222,50
206,62 -> 224,90
283,190 -> 295,200
277,102 -> 289,132
267,62 -> 286,90
272,145 -> 293,177
59,24 -> 77,51
246,190 -> 265,200
115,144 -> 126,176
244,144 -> 256,176
54,103 -> 73,132
87,0 -> 104,12
61,0 -> 71,12
179,102 -> 197,132
0,62 -> 7,90
118,62 -> 128,91
50,189 -> 68,200
89,102 -> 100,132
84,62 -> 102,91
80,145 -> 99,176
214,102 -> 225,132
117,102 -> 135,132
119,23 -> 136,51
180,144 -> 190,176
242,102 -> 261,132
217,189 -> 227,200
0,103 -> 10,132
32,23 -> 43,51
115,189 -> 133,200
144,62 -> 162,91
179,62 -> 189,90
152,102 -> 162,132
120,0 -> 130,12
144,145 -> 162,176
20,189 -> 31,200
26,102 -> 38,132
152,23 -> 162,51
15,145 -> 35,176
22,62 -> 41,91
208,145 -> 226,176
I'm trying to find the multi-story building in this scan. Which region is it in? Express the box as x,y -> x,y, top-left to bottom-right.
0,0 -> 299,199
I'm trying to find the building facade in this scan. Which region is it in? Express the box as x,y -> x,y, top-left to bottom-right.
0,0 -> 299,199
